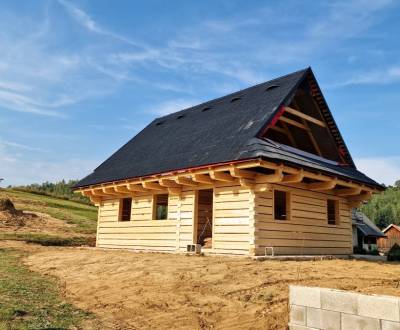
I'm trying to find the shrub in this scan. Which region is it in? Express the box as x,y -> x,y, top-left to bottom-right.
387,243 -> 400,261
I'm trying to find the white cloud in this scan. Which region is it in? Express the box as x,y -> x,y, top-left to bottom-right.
334,66 -> 400,87
355,157 -> 400,186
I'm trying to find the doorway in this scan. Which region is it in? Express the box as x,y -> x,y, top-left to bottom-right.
196,189 -> 213,248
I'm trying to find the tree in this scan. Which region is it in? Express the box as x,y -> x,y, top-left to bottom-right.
395,180 -> 400,188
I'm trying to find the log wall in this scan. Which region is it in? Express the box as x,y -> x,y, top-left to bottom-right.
254,183 -> 353,256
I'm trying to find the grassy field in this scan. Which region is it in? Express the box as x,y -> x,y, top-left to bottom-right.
0,248 -> 98,329
0,189 -> 97,234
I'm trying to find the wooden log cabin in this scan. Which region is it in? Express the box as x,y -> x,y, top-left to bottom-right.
74,68 -> 383,256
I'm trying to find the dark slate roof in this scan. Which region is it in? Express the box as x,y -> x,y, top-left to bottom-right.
352,210 -> 385,237
75,68 -> 381,189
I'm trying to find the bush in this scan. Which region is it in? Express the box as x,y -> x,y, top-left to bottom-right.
387,243 -> 400,261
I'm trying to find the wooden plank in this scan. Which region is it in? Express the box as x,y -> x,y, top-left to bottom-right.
284,106 -> 326,127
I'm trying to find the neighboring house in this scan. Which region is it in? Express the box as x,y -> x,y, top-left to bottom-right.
352,210 -> 385,253
378,224 -> 400,252
74,68 -> 383,256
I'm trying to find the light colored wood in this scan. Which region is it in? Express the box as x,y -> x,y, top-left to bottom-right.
284,106 -> 326,128
279,116 -> 309,130
175,176 -> 198,186
114,185 -> 132,194
336,187 -> 362,196
307,179 -> 337,191
282,169 -> 304,183
209,170 -> 236,182
142,181 -> 164,190
229,166 -> 255,179
127,184 -> 147,192
191,173 -> 214,184
159,178 -> 181,188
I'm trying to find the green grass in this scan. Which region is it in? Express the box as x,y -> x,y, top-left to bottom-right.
0,233 -> 95,247
0,189 -> 97,234
0,248 -> 97,330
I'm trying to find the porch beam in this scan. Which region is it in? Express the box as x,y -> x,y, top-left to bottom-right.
174,176 -> 198,186
209,170 -> 236,182
142,181 -> 164,190
127,183 -> 147,192
336,187 -> 362,196
282,169 -> 304,183
307,179 -> 337,191
191,173 -> 214,184
229,166 -> 255,179
159,178 -> 181,188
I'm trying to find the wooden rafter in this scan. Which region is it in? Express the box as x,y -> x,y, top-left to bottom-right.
347,191 -> 372,202
174,176 -> 198,186
102,187 -> 119,195
279,116 -> 309,131
191,173 -> 214,184
282,169 -> 304,183
142,181 -> 164,190
209,170 -> 235,182
127,183 -> 147,192
281,121 -> 297,148
114,185 -> 132,194
159,178 -> 181,188
229,166 -> 255,179
238,178 -> 254,188
284,106 -> 326,128
270,125 -> 287,135
261,167 -> 283,183
336,187 -> 362,196
300,117 -> 322,157
91,188 -> 108,196
307,179 -> 337,191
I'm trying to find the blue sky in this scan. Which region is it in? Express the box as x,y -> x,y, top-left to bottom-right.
0,0 -> 399,186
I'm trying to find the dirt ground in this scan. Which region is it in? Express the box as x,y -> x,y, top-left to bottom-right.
5,243 -> 396,330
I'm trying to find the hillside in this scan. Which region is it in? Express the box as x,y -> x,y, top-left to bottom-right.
0,188 -> 97,246
361,185 -> 400,229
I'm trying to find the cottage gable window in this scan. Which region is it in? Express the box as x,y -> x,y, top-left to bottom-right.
154,194 -> 168,220
119,198 -> 132,221
274,190 -> 290,220
327,199 -> 339,225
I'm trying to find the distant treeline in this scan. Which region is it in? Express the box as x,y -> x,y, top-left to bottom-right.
10,180 -> 91,205
361,181 -> 400,229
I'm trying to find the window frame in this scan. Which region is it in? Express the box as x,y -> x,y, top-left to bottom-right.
327,199 -> 340,226
273,189 -> 291,221
119,197 -> 132,222
153,193 -> 169,220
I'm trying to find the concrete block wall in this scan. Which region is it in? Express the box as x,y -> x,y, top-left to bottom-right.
289,285 -> 400,330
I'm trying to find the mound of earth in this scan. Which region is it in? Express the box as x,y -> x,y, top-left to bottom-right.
0,198 -> 37,227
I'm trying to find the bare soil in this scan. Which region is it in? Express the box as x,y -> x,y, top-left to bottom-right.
14,246 -> 400,330
0,198 -> 87,238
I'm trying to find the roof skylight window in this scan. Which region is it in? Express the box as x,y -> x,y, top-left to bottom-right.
265,85 -> 279,91
230,96 -> 242,103
201,107 -> 211,112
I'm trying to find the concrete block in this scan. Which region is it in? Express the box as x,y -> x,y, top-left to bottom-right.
289,324 -> 318,330
320,288 -> 358,314
290,305 -> 306,325
306,307 -> 340,329
358,294 -> 399,322
381,320 -> 400,330
290,286 -> 321,308
341,313 -> 380,330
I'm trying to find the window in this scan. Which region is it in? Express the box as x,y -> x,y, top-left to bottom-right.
327,199 -> 338,225
119,198 -> 132,221
274,190 -> 289,220
154,194 -> 168,220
